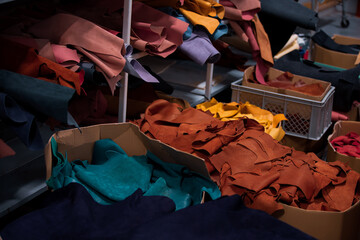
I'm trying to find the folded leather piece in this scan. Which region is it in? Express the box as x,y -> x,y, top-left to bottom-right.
196,98 -> 287,141
0,139 -> 15,158
0,93 -> 43,150
331,132 -> 360,158
159,7 -> 228,40
179,0 -> 225,35
123,44 -> 159,83
0,37 -> 81,95
178,28 -> 221,65
274,50 -> 360,112
131,1 -> 189,58
48,138 -> 220,209
135,100 -> 360,214
312,30 -> 359,54
0,183 -> 315,240
0,70 -> 77,126
28,13 -> 127,95
51,44 -> 81,67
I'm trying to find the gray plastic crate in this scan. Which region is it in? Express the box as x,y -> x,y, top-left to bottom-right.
231,79 -> 335,140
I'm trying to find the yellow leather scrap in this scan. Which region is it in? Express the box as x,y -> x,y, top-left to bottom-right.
196,98 -> 287,141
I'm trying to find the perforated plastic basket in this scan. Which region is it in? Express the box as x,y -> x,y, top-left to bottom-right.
231,79 -> 335,140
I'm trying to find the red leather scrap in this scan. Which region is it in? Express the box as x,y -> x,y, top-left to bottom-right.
331,132 -> 360,158
134,99 -> 360,214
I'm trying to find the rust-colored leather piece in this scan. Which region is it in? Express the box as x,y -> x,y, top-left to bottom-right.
135,100 -> 360,214
266,72 -> 326,96
0,37 -> 81,95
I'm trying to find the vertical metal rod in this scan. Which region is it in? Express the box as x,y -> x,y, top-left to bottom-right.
205,63 -> 214,100
118,0 -> 132,122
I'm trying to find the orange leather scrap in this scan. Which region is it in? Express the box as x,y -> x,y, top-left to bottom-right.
134,99 -> 360,214
0,37 -> 81,94
196,98 -> 287,141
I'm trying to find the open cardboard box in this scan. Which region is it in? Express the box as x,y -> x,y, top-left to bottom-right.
327,121 -> 360,173
44,123 -> 210,181
243,66 -> 331,101
275,201 -> 360,240
311,34 -> 360,69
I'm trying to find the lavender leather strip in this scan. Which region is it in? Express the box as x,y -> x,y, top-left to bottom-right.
178,29 -> 220,65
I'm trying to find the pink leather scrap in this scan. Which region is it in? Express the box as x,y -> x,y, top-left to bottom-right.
331,132 -> 360,158
51,44 -> 80,67
131,1 -> 189,58
134,99 -> 360,214
28,13 -> 127,95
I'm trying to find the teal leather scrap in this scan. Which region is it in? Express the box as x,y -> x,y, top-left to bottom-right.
48,138 -> 221,209
0,70 -> 77,126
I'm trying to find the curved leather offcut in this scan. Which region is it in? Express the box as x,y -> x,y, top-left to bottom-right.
28,13 -> 127,95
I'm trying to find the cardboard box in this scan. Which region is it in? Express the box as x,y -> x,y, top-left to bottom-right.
311,34 -> 360,69
275,201 -> 360,240
44,123 -> 210,180
327,121 -> 360,173
243,66 -> 331,101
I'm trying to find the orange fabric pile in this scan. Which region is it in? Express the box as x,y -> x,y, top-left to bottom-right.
134,99 -> 360,214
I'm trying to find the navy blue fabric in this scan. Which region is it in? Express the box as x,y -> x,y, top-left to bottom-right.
0,93 -> 43,150
258,0 -> 318,55
0,183 -> 175,240
1,183 -> 315,240
259,0 -> 318,30
274,50 -> 360,112
312,30 -> 359,54
124,195 -> 315,240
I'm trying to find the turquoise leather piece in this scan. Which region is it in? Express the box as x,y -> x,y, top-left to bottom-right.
147,151 -> 221,206
48,138 -> 221,209
144,177 -> 192,210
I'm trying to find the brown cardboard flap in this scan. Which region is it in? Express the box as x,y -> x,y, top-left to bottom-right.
327,121 -> 360,173
333,34 -> 360,45
312,39 -> 360,69
44,123 -> 210,180
275,200 -> 360,240
242,66 -> 331,101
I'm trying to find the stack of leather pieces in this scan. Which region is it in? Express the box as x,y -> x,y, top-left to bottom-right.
134,99 -> 360,214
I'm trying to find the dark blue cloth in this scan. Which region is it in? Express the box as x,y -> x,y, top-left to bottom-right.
0,183 -> 175,240
274,50 -> 360,112
312,30 -> 359,54
0,183 -> 315,240
0,93 -> 43,150
125,194 -> 315,240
